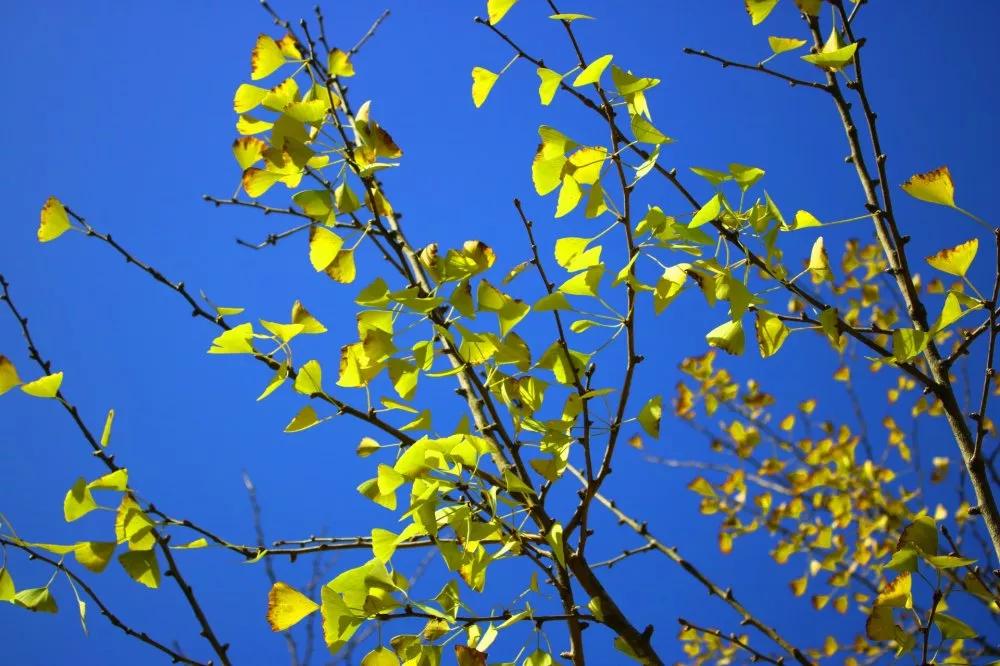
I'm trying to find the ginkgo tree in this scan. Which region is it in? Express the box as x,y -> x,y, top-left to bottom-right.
2,1 -> 999,665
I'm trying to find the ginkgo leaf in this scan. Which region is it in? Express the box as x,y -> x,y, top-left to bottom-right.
549,13 -> 593,21
802,29 -> 858,71
0,355 -> 22,395
285,405 -> 321,433
64,478 -> 97,522
487,0 -> 518,24
232,137 -> 268,170
328,49 -> 355,77
793,210 -> 822,229
902,166 -> 956,208
243,167 -> 283,197
768,36 -> 807,54
291,300 -> 327,334
0,568 -> 15,601
294,360 -> 323,395
927,238 -> 978,277
554,237 -> 602,272
73,542 -> 116,573
689,193 -> 721,228
361,646 -> 400,666
39,196 -> 72,243
745,0 -> 779,25
555,175 -> 582,217
808,236 -> 832,282
630,114 -> 670,145
208,323 -> 255,354
573,54 -> 612,87
755,310 -> 789,358
267,582 -> 320,631
251,34 -> 286,80
234,83 -> 268,113
536,68 -> 563,105
21,372 -> 63,398
325,249 -> 357,284
15,587 -> 57,613
118,550 -> 160,589
334,182 -> 361,214
638,395 -> 662,438
309,227 -> 344,271
729,163 -> 765,191
933,613 -> 977,639
706,319 -> 745,355
471,67 -> 499,108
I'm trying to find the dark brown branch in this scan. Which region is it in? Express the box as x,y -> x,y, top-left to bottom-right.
0,537 -> 207,666
677,618 -> 782,666
682,48 -> 830,91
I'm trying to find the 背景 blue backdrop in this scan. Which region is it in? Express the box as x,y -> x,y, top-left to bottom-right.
1,1 -> 998,664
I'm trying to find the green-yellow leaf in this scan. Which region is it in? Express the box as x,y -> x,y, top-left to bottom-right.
808,236 -> 832,282
768,36 -> 807,54
802,39 -> 858,71
100,409 -> 115,447
934,613 -> 977,639
638,395 -> 662,438
755,310 -> 789,358
74,542 -> 116,573
267,581 -> 320,631
234,83 -> 268,113
745,0 -> 778,25
15,587 -> 57,613
555,175 -> 582,218
294,360 -> 323,395
361,647 -> 400,666
328,49 -> 355,77
550,13 -> 594,21
0,567 -> 14,601
64,477 -> 97,522
536,68 -> 563,105
573,54 -> 612,87
285,405 -> 321,433
689,193 -> 721,228
21,372 -> 63,398
208,323 -> 255,355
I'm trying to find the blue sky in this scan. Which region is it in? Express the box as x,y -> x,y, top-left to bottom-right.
1,1 -> 998,664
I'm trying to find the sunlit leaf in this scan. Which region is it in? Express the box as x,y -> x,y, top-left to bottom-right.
251,34 -> 286,80
267,582 -> 320,631
901,166 -> 956,207
39,196 -> 72,243
487,0 -> 518,24
471,67 -> 499,108
21,372 -> 63,398
926,238 -> 977,277
285,405 -> 321,433
118,550 -> 160,589
745,0 -> 778,25
0,355 -> 22,395
768,36 -> 807,54
573,54 -> 613,87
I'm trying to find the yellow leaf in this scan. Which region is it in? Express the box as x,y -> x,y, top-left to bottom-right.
21,372 -> 63,398
267,582 -> 320,631
745,0 -> 778,25
875,572 -> 912,609
260,320 -> 304,343
0,355 -> 22,395
327,49 -> 355,77
768,36 -> 807,54
325,249 -> 357,284
73,542 -> 115,573
251,34 -> 286,80
927,238 -> 977,277
487,0 -> 518,24
471,67 -> 499,108
573,54 -> 613,87
285,405 -> 321,433
64,478 -> 97,522
793,210 -> 822,229
0,567 -> 15,601
233,83 -> 268,113
232,137 -> 267,170
291,300 -> 327,334
808,236 -> 832,282
689,193 -> 722,228
901,166 -> 956,207
706,319 -> 745,356
242,167 -> 282,197
309,227 -> 345,271
755,310 -> 789,358
294,359 -> 323,395
118,550 -> 160,589
39,196 -> 72,243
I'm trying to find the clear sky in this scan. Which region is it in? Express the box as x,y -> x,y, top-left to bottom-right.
1,1 -> 998,664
